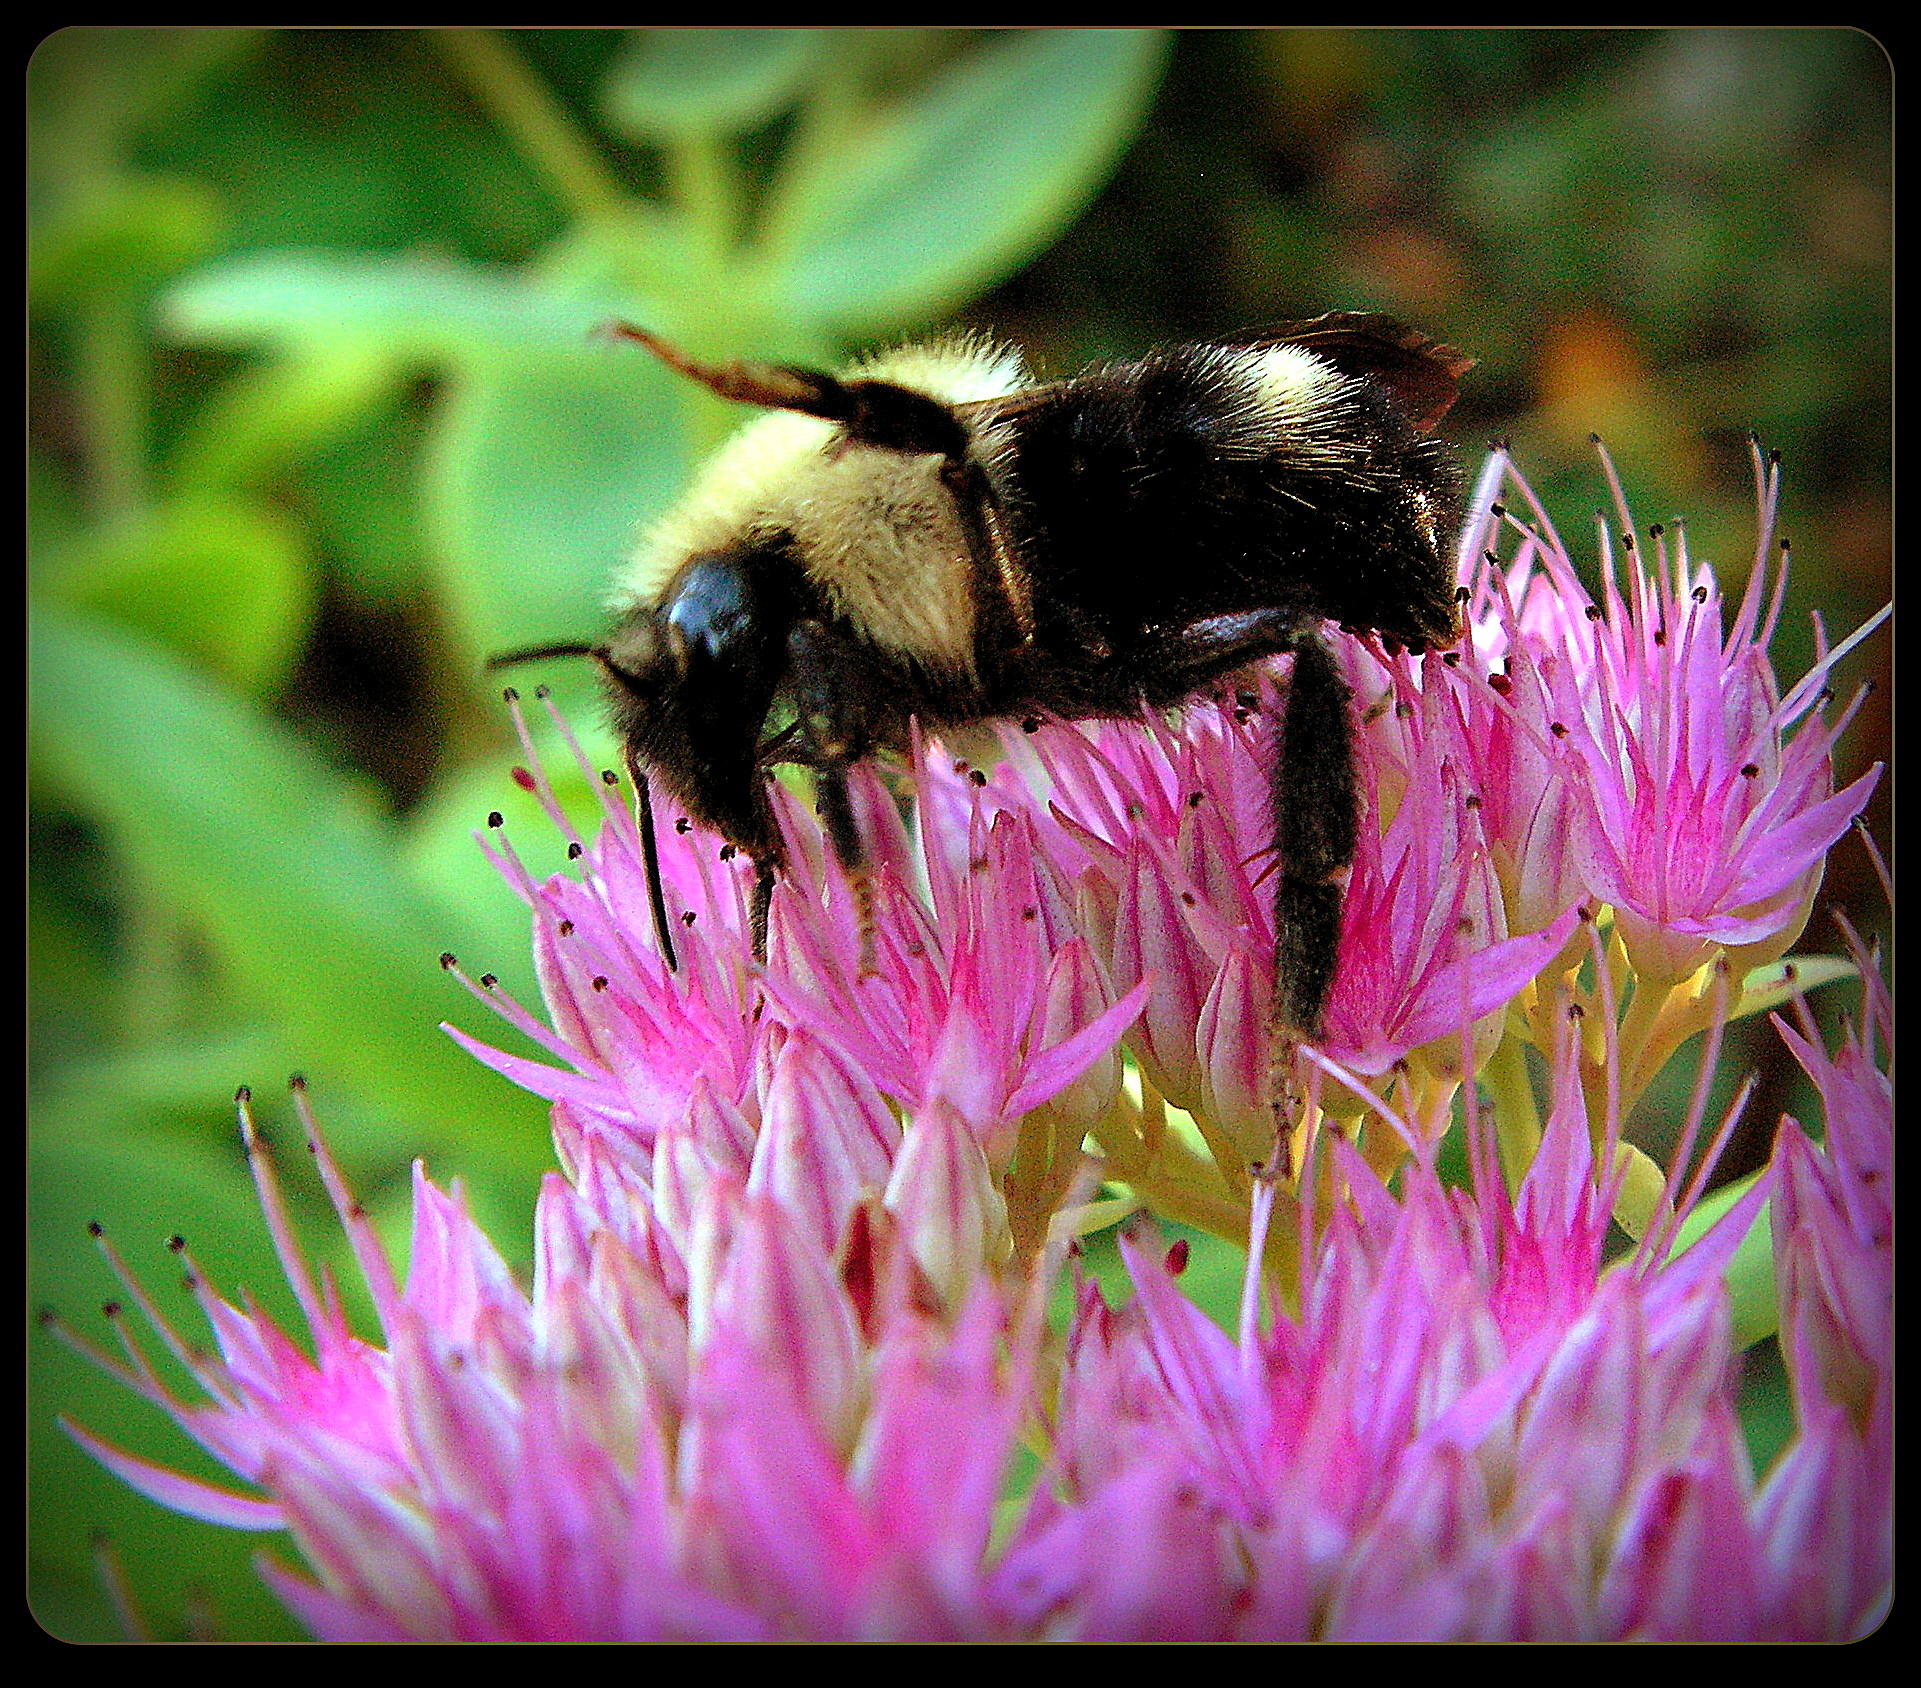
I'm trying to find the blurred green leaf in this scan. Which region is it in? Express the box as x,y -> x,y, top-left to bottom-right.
29,175 -> 224,308
29,605 -> 550,1168
163,250 -> 637,360
426,347 -> 697,666
39,492 -> 315,698
169,343 -> 404,493
29,28 -> 263,186
601,27 -> 826,140
770,28 -> 1171,333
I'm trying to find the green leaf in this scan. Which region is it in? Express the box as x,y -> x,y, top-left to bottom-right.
169,343 -> 405,494
29,174 -> 224,308
163,250 -> 637,361
425,346 -> 698,670
602,28 -> 827,139
28,605 -> 551,1167
1671,1171 -> 1778,1350
162,249 -> 706,688
771,28 -> 1171,333
38,492 -> 316,698
1732,954 -> 1858,1021
28,28 -> 263,191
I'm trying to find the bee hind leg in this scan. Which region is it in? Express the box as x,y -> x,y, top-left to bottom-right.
1267,632 -> 1358,1167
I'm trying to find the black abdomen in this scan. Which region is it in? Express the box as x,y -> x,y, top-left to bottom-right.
1001,345 -> 1460,684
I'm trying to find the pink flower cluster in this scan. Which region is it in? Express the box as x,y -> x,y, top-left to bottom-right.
60,446 -> 1889,1639
66,960 -> 1890,1639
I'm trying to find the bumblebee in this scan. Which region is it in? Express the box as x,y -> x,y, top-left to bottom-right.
501,312 -> 1469,1050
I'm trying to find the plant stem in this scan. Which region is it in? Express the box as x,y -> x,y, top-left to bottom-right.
436,29 -> 627,227
77,296 -> 147,523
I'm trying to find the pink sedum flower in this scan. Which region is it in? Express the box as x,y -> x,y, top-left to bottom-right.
63,950 -> 1890,1639
974,676 -> 1580,1134
58,444 -> 1888,1641
1454,445 -> 1883,983
997,979 -> 1891,1640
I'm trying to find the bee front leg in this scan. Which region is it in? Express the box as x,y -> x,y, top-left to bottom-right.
787,620 -> 880,975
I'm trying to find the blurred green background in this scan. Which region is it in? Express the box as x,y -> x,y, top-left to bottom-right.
29,28 -> 1889,1640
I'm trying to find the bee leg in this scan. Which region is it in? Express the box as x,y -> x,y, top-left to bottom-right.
1116,608 -> 1307,710
1268,632 -> 1358,1167
787,619 -> 880,976
749,858 -> 777,961
813,764 -> 878,976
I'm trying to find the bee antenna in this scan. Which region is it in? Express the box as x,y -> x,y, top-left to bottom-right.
487,643 -> 677,970
487,641 -> 659,703
604,321 -> 855,426
486,641 -> 603,672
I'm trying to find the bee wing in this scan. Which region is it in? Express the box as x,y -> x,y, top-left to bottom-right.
1221,312 -> 1474,432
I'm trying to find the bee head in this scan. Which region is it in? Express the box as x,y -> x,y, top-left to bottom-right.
597,546 -> 808,865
